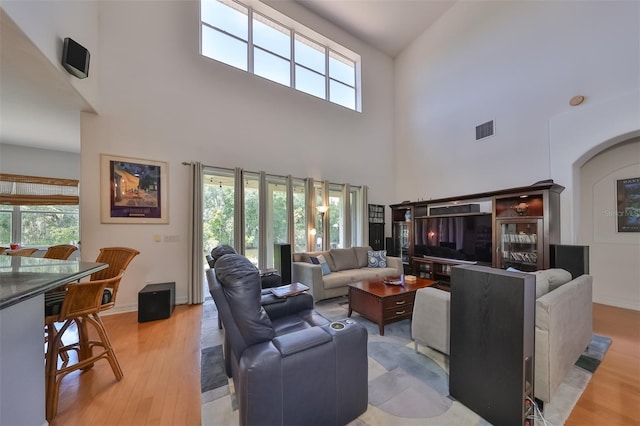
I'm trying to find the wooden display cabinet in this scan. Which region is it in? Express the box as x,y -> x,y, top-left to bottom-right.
389,181 -> 563,275
390,203 -> 414,273
495,219 -> 544,271
493,185 -> 562,271
368,204 -> 385,251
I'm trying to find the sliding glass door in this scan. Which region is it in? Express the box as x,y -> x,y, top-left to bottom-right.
202,168 -> 235,253
202,167 -> 364,270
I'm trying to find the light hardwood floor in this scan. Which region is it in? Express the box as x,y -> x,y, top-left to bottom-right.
51,302 -> 639,425
566,303 -> 640,425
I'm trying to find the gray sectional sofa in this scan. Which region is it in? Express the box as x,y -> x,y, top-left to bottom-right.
292,246 -> 403,301
411,267 -> 592,404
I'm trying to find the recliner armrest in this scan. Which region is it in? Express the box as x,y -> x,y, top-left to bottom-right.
262,292 -> 314,320
272,326 -> 332,356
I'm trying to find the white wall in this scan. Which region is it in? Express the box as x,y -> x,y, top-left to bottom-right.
395,1 -> 639,201
80,0 -> 395,311
0,144 -> 79,179
580,139 -> 640,310
395,1 -> 640,310
1,0 -> 100,110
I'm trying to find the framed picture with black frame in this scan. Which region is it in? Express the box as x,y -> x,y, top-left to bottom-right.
616,177 -> 640,232
100,154 -> 168,224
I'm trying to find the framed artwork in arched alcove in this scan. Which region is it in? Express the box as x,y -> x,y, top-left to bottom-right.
616,177 -> 640,232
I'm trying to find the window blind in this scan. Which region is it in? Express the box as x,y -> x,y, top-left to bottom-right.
0,173 -> 79,205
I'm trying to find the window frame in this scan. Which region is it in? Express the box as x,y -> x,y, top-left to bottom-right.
1,205 -> 80,248
200,0 -> 361,111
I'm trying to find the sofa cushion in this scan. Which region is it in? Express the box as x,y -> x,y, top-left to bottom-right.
530,270 -> 550,298
367,250 -> 387,268
297,250 -> 336,271
322,271 -> 356,289
354,246 -> 372,268
543,268 -> 573,289
331,248 -> 359,271
310,255 -> 331,276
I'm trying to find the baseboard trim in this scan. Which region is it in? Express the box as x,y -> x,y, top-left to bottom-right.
101,296 -> 189,316
593,296 -> 640,311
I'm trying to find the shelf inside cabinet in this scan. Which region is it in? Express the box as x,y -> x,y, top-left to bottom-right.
495,194 -> 544,218
412,256 -> 478,287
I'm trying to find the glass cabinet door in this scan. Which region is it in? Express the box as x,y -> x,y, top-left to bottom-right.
392,221 -> 410,264
496,219 -> 543,271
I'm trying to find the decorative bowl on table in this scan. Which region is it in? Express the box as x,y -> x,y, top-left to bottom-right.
383,276 -> 404,286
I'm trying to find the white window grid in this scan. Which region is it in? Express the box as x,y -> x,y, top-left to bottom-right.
200,0 -> 360,111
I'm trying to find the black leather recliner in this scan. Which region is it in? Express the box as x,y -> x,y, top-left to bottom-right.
206,253 -> 368,426
208,245 -> 282,330
208,245 -> 282,288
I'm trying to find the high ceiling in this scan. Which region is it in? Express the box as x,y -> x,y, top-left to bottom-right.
0,9 -> 92,154
294,0 -> 456,57
1,1 -> 455,155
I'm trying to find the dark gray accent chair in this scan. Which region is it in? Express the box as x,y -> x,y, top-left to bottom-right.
207,253 -> 368,426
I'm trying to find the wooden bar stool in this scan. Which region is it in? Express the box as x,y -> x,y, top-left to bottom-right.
43,244 -> 78,260
91,247 -> 139,312
44,271 -> 126,420
7,247 -> 38,257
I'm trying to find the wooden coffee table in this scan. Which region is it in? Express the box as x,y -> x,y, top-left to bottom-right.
348,276 -> 437,335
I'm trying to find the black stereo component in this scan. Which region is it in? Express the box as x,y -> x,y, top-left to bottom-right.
273,243 -> 292,284
138,282 -> 175,323
550,244 -> 589,279
450,265 -> 535,426
430,204 -> 480,216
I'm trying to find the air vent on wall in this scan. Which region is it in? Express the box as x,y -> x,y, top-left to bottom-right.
476,120 -> 494,140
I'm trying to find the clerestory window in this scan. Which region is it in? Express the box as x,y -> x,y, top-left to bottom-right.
200,0 -> 361,111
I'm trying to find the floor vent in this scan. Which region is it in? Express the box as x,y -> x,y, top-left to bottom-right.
476,120 -> 494,140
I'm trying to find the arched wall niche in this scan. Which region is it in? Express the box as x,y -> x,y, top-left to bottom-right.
549,90 -> 639,310
576,135 -> 640,310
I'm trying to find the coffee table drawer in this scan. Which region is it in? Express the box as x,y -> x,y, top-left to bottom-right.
382,292 -> 415,310
382,293 -> 415,320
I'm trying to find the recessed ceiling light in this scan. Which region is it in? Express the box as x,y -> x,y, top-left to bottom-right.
569,95 -> 585,106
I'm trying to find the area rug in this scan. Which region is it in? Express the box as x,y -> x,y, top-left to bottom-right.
200,295 -> 610,425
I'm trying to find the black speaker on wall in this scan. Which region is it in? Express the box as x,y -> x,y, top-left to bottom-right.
550,244 -> 590,279
274,243 -> 292,284
61,37 -> 90,79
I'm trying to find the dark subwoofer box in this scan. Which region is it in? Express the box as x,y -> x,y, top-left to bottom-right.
138,282 -> 175,322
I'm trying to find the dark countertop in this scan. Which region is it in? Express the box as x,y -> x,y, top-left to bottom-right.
0,257 -> 107,310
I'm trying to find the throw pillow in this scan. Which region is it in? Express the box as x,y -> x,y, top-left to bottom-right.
507,267 -> 550,298
368,250 -> 387,268
331,248 -> 359,271
544,268 -> 573,286
530,270 -> 550,298
310,255 -> 331,276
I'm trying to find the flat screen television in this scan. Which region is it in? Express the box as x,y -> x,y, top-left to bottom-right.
415,213 -> 493,265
